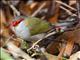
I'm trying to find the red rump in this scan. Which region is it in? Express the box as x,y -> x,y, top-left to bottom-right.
11,18 -> 24,26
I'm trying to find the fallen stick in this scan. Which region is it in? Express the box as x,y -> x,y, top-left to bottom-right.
3,35 -> 14,47
27,31 -> 56,51
57,44 -> 66,60
31,2 -> 46,17
9,4 -> 20,16
63,31 -> 75,57
56,1 -> 77,11
7,42 -> 34,60
60,6 -> 77,16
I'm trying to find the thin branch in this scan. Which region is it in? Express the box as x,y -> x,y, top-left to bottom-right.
7,42 -> 34,60
27,31 -> 56,51
31,2 -> 46,17
9,4 -> 20,16
60,6 -> 77,16
3,35 -> 14,47
56,1 -> 77,11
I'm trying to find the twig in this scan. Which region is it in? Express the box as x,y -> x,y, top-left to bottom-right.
9,4 -> 20,16
27,31 -> 56,51
76,0 -> 80,19
3,35 -> 14,47
30,2 -> 38,9
7,42 -> 34,60
58,44 -> 66,60
77,0 -> 80,16
31,2 -> 46,17
56,1 -> 77,11
2,0 -> 20,16
60,6 -> 77,16
63,32 -> 75,57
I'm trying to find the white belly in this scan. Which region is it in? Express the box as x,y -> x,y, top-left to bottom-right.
12,21 -> 30,40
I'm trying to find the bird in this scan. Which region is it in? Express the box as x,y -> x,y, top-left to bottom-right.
10,16 -> 51,41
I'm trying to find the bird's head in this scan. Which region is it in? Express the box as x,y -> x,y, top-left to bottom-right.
11,18 -> 24,27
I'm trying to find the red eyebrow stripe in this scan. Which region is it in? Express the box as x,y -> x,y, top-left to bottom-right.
12,18 -> 24,26
16,18 -> 24,24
